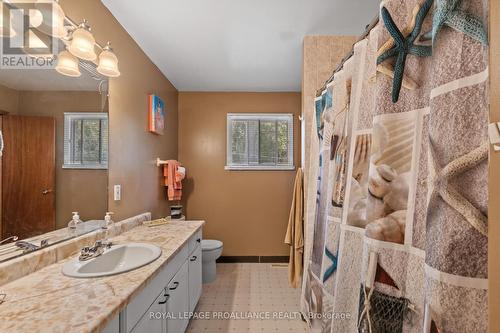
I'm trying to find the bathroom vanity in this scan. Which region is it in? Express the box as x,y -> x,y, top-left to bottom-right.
114,227 -> 203,333
0,219 -> 204,333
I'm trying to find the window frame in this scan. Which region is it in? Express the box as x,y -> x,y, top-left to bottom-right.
63,112 -> 109,170
225,113 -> 295,171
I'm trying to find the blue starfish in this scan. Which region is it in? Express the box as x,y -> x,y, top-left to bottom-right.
323,247 -> 338,283
422,0 -> 488,45
315,98 -> 323,139
377,0 -> 433,103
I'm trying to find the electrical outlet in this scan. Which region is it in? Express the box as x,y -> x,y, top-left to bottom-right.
114,185 -> 121,201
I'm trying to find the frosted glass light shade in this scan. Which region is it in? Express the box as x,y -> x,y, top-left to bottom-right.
69,26 -> 96,61
97,47 -> 120,77
34,0 -> 66,38
56,50 -> 81,77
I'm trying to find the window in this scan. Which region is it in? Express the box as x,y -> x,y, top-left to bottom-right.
63,112 -> 108,169
226,113 -> 294,170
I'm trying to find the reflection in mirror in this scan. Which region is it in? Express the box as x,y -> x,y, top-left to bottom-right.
0,62 -> 109,262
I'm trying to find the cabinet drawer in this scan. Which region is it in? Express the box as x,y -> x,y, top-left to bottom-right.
130,290 -> 167,333
126,245 -> 188,332
188,246 -> 202,312
188,229 -> 202,254
166,261 -> 190,333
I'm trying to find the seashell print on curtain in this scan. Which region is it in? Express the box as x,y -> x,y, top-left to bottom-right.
301,0 -> 489,332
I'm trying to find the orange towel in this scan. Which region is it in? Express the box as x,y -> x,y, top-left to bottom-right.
163,160 -> 183,201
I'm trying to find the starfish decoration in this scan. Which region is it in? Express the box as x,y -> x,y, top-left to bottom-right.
376,0 -> 427,91
428,140 -> 488,236
421,0 -> 488,45
322,247 -> 337,283
377,63 -> 419,91
377,0 -> 433,103
315,98 -> 323,139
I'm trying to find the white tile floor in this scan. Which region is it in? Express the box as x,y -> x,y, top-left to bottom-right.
187,263 -> 309,332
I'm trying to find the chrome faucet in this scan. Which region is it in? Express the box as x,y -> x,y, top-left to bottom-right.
79,240 -> 112,261
0,236 -> 18,246
15,239 -> 49,253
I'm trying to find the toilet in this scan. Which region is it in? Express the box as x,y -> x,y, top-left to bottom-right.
201,239 -> 223,283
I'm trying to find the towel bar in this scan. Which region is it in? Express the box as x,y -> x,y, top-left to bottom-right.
156,158 -> 182,167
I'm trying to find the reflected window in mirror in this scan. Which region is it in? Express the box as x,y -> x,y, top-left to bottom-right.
63,112 -> 108,169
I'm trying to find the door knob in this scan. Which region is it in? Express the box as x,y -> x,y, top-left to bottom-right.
42,189 -> 53,195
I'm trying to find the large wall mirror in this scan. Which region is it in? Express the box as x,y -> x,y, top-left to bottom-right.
0,64 -> 109,262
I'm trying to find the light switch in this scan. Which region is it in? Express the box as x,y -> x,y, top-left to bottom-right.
114,185 -> 121,201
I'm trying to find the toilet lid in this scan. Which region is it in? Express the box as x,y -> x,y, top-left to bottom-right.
202,239 -> 223,251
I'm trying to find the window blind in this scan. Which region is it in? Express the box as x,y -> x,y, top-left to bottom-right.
226,113 -> 294,170
63,112 -> 109,169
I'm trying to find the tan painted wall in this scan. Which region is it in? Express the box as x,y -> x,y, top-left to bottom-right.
16,90 -> 108,229
178,92 -> 301,256
61,0 -> 179,221
489,1 -> 499,331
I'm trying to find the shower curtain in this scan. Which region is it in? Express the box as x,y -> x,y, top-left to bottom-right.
300,0 -> 489,332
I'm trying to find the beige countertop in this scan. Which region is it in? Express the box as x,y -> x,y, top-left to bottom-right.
0,220 -> 204,333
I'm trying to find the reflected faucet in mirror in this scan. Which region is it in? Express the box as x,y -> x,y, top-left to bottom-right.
15,239 -> 49,254
0,236 -> 18,245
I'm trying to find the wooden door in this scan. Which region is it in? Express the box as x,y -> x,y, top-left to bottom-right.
2,115 -> 56,239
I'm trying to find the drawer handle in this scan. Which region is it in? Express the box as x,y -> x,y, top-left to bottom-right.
190,255 -> 197,261
169,282 -> 179,290
158,294 -> 170,304
196,238 -> 201,243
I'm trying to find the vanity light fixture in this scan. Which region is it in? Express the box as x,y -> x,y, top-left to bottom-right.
34,0 -> 67,38
68,19 -> 97,61
55,49 -> 81,77
97,42 -> 121,77
3,0 -> 121,79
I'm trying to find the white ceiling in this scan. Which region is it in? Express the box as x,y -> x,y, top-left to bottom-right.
101,0 -> 379,92
0,68 -> 103,91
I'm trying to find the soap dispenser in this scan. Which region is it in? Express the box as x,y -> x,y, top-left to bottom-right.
103,212 -> 115,237
68,212 -> 83,235
104,212 -> 114,228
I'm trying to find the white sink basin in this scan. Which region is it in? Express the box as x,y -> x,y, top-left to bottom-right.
62,243 -> 162,278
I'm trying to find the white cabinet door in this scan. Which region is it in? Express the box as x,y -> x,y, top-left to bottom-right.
166,261 -> 189,333
131,291 -> 168,333
188,246 -> 202,312
101,314 -> 119,333
126,246 -> 188,332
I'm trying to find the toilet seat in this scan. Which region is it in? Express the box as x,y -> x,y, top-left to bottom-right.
202,239 -> 223,251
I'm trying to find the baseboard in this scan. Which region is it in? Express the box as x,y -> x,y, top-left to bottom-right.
260,256 -> 290,263
217,256 -> 289,263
